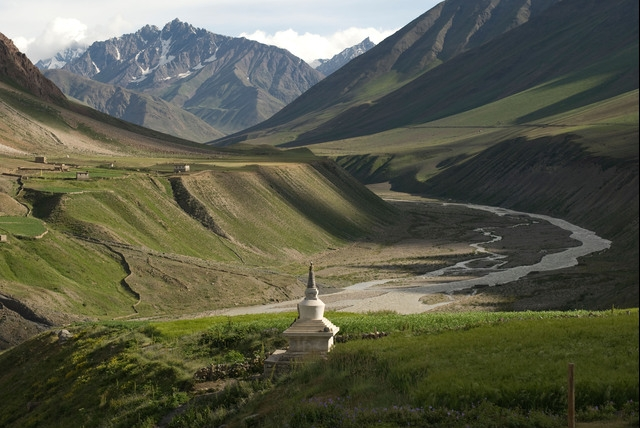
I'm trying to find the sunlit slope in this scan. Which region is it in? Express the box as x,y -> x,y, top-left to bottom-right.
175,161 -> 395,256
0,82 -> 217,157
328,86 -> 638,182
5,161 -> 395,321
0,227 -> 137,322
25,175 -> 242,261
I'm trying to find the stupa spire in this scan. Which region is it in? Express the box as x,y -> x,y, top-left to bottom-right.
307,262 -> 316,288
305,262 -> 319,300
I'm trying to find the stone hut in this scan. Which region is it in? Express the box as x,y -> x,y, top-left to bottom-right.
0,235 -> 7,243
174,164 -> 190,173
76,171 -> 89,180
35,156 -> 47,164
264,263 -> 339,376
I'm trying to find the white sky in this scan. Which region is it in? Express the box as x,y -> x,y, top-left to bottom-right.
0,0 -> 441,63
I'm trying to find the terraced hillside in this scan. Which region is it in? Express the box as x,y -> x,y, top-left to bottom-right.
0,159 -> 396,347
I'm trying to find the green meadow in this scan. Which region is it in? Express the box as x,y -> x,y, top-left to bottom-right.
0,310 -> 636,428
0,216 -> 47,237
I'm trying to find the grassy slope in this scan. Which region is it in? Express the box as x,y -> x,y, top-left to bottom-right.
2,159 -> 396,323
0,310 -> 636,428
233,311 -> 638,428
0,82 -> 220,157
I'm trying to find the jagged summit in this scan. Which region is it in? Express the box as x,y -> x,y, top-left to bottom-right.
42,19 -> 324,136
35,44 -> 87,70
313,37 -> 376,76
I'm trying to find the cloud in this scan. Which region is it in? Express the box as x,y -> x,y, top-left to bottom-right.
241,27 -> 396,63
15,14 -> 397,64
18,16 -> 132,62
21,18 -> 87,61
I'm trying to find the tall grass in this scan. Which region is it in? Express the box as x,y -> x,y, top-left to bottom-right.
224,310 -> 639,428
0,309 -> 636,427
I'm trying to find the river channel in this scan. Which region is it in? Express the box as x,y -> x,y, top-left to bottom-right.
217,202 -> 611,315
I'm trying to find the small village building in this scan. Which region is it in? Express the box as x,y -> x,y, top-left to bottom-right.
0,235 -> 7,243
174,164 -> 190,173
264,263 -> 339,377
35,156 -> 47,164
76,171 -> 90,180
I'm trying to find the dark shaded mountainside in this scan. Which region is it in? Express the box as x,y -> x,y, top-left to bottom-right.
215,0 -> 636,145
214,0 -> 639,304
43,19 -> 324,141
214,0 -> 563,145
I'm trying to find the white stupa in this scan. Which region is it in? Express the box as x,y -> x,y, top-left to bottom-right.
282,262 -> 340,354
264,263 -> 339,376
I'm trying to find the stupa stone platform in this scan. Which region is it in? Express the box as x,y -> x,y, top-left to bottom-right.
264,263 -> 339,377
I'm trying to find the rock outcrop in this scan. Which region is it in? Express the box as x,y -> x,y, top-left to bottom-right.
0,32 -> 67,105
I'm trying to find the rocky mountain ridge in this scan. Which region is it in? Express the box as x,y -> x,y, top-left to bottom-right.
35,44 -> 87,70
0,32 -> 67,105
313,37 -> 376,76
43,19 -> 324,136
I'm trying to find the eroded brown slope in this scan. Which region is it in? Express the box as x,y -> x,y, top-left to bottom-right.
0,32 -> 67,105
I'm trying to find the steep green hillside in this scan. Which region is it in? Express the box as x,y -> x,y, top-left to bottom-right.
213,0 -> 636,147
289,0 -> 637,145
1,159 -> 396,329
172,161 -> 393,255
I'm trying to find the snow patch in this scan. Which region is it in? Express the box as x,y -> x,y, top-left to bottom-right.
204,45 -> 219,63
158,37 -> 175,67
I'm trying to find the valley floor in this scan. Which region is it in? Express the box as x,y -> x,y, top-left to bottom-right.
163,188 -> 609,320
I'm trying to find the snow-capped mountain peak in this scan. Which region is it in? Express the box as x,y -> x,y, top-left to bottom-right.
312,37 -> 376,76
35,44 -> 87,70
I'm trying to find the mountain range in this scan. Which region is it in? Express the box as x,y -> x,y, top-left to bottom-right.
0,0 -> 638,424
1,0 -> 638,339
36,21 -> 377,142
36,21 -> 377,143
39,19 -> 323,140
